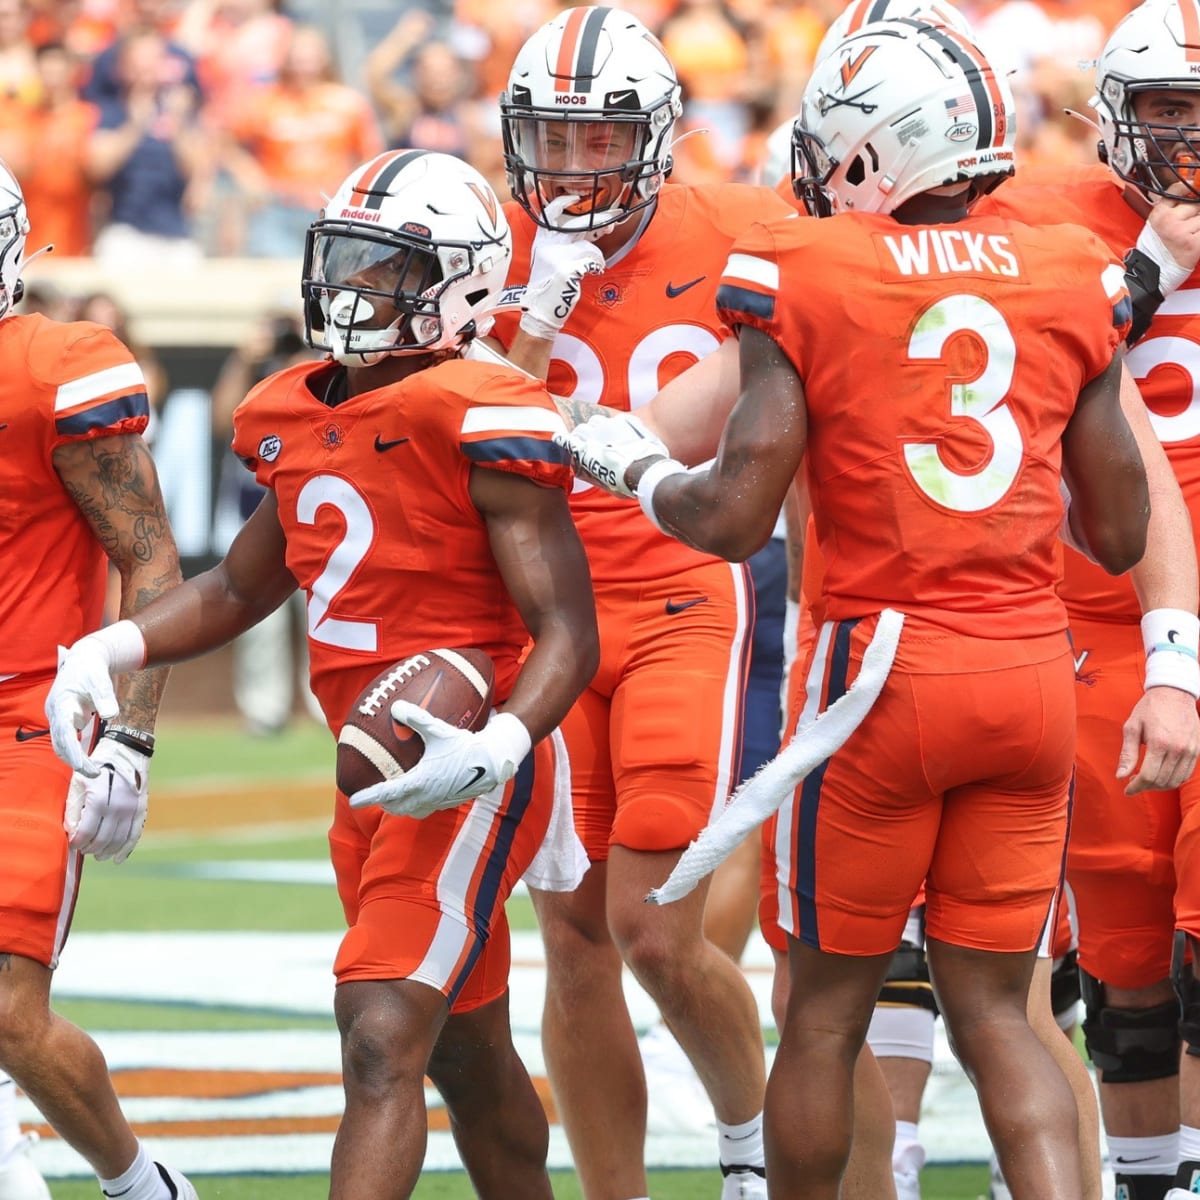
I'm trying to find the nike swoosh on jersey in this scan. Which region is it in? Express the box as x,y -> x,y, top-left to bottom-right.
665,597 -> 709,614
1113,1155 -> 1157,1164
666,276 -> 706,299
14,726 -> 50,741
374,434 -> 411,452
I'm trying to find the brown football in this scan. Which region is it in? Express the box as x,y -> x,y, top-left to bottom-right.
336,647 -> 495,797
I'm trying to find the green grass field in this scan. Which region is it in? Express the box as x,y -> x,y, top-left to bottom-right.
46,716 -> 992,1199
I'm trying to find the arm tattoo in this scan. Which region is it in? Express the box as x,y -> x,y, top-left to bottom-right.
553,394 -> 621,431
55,434 -> 183,732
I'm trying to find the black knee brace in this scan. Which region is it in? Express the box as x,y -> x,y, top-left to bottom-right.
1080,966 -> 1181,1083
1171,929 -> 1200,1057
1051,949 -> 1082,1023
877,942 -> 939,1015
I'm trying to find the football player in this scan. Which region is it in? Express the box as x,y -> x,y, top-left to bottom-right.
976,3 -> 1200,1194
0,159 -> 191,1199
485,9 -> 795,1197
45,151 -> 599,1200
563,18 -> 1159,1195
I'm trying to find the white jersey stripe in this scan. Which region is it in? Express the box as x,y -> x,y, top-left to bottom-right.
724,253 -> 779,292
461,406 -> 566,436
54,362 -> 146,412
708,562 -> 752,825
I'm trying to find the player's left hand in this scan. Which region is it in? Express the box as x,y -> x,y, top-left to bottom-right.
555,412 -> 672,498
349,705 -> 532,819
1117,685 -> 1200,794
64,737 -> 150,862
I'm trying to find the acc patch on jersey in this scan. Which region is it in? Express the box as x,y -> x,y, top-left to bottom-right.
258,435 -> 282,462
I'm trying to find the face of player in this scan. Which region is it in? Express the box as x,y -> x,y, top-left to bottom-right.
314,231 -> 443,347
513,117 -> 641,216
1131,88 -> 1200,196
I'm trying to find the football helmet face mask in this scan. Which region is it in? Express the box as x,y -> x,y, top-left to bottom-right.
793,20 -> 1015,218
501,6 -> 682,234
302,151 -> 511,365
0,161 -> 29,321
813,0 -> 975,67
1093,0 -> 1200,202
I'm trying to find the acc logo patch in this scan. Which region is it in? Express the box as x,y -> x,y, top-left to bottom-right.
257,435 -> 282,462
496,284 -> 526,309
946,123 -> 977,143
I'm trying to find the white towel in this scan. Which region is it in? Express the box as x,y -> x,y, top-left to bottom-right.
647,609 -> 905,906
522,727 -> 590,892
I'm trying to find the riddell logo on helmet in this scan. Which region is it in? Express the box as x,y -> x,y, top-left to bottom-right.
555,94 -> 589,105
341,208 -> 382,223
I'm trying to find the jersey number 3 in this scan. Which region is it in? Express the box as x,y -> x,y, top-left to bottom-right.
902,294 -> 1021,513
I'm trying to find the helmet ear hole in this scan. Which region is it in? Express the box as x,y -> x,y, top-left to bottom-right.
846,155 -> 867,186
465,288 -> 489,307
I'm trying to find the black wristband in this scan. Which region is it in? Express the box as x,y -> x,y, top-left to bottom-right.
101,723 -> 155,758
1123,245 -> 1167,348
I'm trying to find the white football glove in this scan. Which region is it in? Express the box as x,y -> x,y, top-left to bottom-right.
65,736 -> 150,863
555,412 -> 672,499
48,640 -> 120,774
348,705 -> 533,820
519,196 -> 607,341
46,621 -> 147,774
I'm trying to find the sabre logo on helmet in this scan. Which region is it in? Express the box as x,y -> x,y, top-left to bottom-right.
500,6 -> 683,235
301,151 -> 512,366
792,19 -> 1015,219
1092,0 -> 1200,202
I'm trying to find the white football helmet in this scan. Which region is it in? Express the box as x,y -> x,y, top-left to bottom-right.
500,6 -> 682,234
1093,0 -> 1200,202
0,160 -> 29,321
794,20 -> 1016,217
761,116 -> 797,188
814,0 -> 975,65
302,151 -> 511,364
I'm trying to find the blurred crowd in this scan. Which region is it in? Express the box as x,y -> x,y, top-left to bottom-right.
0,0 -> 1139,265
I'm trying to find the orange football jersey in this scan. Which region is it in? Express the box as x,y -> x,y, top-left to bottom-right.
981,165 -> 1200,624
0,314 -> 149,683
491,182 -> 794,584
231,357 -> 572,732
718,210 -> 1129,637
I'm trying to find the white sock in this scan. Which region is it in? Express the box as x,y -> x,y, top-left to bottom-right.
0,1072 -> 22,1160
718,1113 -> 765,1170
893,1118 -> 925,1175
1108,1131 -> 1179,1174
99,1142 -> 171,1199
1180,1124 -> 1200,1160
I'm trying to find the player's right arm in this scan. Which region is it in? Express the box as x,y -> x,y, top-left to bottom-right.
1060,352 -> 1150,576
1110,366 -> 1200,794
46,493 -> 297,771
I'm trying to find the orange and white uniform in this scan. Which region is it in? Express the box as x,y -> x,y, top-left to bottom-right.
720,210 -> 1128,955
981,166 -> 1200,988
0,314 -> 149,966
231,356 -> 572,1010
491,182 -> 792,858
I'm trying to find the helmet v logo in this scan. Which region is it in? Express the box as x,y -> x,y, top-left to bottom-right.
839,45 -> 878,89
467,182 -> 498,227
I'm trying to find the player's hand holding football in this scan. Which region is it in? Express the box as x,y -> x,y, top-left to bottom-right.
349,703 -> 532,819
520,195 -> 607,341
65,732 -> 150,863
556,412 -> 673,498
